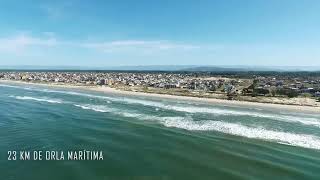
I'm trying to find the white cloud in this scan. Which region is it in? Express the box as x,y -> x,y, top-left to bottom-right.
0,33 -> 200,54
1,33 -> 319,66
83,40 -> 200,53
0,34 -> 58,53
0,32 -> 201,56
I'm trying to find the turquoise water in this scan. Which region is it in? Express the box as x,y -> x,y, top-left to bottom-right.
0,83 -> 320,180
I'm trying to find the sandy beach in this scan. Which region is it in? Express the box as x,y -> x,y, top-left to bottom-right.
91,86 -> 320,113
1,80 -> 320,113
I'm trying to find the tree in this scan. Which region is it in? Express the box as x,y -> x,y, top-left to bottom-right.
253,88 -> 269,96
142,86 -> 148,92
287,90 -> 299,98
301,93 -> 311,98
253,79 -> 259,87
270,86 -> 277,97
251,91 -> 258,97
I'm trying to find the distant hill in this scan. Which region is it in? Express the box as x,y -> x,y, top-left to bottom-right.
0,65 -> 319,72
180,66 -> 320,72
181,66 -> 248,72
104,65 -> 197,71
0,65 -> 196,71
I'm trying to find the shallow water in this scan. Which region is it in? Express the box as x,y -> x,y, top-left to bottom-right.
0,83 -> 320,179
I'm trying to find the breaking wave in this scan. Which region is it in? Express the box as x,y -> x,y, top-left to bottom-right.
73,103 -> 153,120
161,118 -> 320,150
70,103 -> 320,150
9,96 -> 63,104
68,92 -> 320,128
74,104 -> 115,113
40,89 -> 115,99
3,84 -> 320,127
118,99 -> 320,127
0,84 -> 25,89
168,106 -> 320,127
0,84 -> 116,101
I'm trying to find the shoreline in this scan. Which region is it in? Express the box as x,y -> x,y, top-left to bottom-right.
1,80 -> 320,113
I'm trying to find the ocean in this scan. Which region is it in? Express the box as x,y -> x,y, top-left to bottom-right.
0,83 -> 320,179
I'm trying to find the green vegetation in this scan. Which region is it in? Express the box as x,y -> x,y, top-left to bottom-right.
276,89 -> 299,98
300,93 -> 312,98
270,86 -> 277,97
142,86 -> 148,92
253,88 -> 269,96
287,90 -> 299,98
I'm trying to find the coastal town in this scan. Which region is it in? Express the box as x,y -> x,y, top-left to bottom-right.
1,71 -> 320,106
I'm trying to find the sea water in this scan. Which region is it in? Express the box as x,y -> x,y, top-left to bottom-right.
0,83 -> 320,179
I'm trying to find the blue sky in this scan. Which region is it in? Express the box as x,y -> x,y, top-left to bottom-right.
0,0 -> 320,67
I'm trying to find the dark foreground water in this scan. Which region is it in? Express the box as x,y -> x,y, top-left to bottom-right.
0,83 -> 320,180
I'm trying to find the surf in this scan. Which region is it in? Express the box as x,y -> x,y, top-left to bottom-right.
9,95 -> 64,104
161,118 -> 320,150
3,83 -> 320,128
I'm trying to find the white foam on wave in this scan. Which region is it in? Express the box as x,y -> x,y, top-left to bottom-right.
118,112 -> 144,118
0,84 -> 116,102
5,84 -> 320,149
40,88 -> 119,101
72,92 -> 320,128
71,102 -> 320,150
73,103 -> 151,119
74,104 -> 115,113
118,99 -> 320,127
121,98 -> 166,107
161,118 -> 320,150
70,103 -> 320,150
10,95 -> 63,104
0,84 -> 36,91
170,106 -> 320,127
3,83 -> 319,127
0,84 -> 23,89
